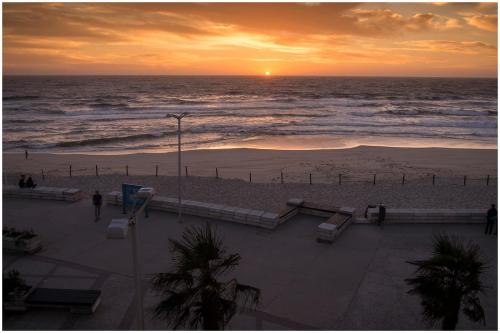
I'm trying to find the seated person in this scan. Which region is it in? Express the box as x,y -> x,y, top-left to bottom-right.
26,176 -> 37,189
18,175 -> 26,188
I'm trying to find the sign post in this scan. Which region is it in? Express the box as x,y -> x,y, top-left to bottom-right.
120,184 -> 154,330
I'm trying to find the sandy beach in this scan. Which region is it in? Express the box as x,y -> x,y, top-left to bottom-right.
3,146 -> 497,215
4,145 -> 497,179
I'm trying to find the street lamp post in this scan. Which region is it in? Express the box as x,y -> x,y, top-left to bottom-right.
166,112 -> 188,223
129,216 -> 144,330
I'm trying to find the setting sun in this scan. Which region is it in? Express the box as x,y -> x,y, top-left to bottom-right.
265,71 -> 271,76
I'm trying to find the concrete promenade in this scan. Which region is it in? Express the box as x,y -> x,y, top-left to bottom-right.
2,198 -> 497,330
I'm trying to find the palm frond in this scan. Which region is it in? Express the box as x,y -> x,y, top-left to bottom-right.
152,286 -> 202,329
462,295 -> 486,326
209,253 -> 241,276
151,272 -> 194,292
234,282 -> 261,309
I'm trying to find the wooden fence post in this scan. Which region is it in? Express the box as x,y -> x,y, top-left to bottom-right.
95,165 -> 98,177
464,175 -> 467,186
373,174 -> 376,185
249,172 -> 252,183
155,165 -> 158,177
69,165 -> 72,177
185,166 -> 188,177
126,165 -> 129,176
280,171 -> 283,184
216,168 -> 219,179
432,174 -> 435,185
309,173 -> 312,185
338,174 -> 342,185
402,173 -> 405,185
486,175 -> 490,186
41,169 -> 45,180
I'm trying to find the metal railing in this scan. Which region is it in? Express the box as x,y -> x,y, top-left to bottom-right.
4,164 -> 496,187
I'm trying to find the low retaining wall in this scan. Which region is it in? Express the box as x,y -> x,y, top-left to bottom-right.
3,185 -> 82,202
106,191 -> 281,229
366,208 -> 487,224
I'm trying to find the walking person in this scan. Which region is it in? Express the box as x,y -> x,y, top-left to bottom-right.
378,203 -> 386,226
93,190 -> 103,221
485,204 -> 497,235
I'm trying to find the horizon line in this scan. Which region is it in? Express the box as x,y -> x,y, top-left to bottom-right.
3,74 -> 498,79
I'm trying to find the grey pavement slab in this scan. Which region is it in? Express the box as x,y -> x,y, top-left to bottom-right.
2,198 -> 497,330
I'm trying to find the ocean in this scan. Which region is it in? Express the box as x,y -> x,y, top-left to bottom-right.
3,76 -> 498,154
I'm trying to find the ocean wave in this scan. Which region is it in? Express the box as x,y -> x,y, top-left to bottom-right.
380,108 -> 496,117
307,119 -> 497,129
89,102 -> 129,108
248,128 -> 498,139
55,132 -> 172,148
41,109 -> 66,115
3,107 -> 66,115
4,119 -> 52,124
194,112 -> 332,118
3,95 -> 40,101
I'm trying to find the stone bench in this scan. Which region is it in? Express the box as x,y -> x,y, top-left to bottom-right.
25,288 -> 101,314
106,192 -> 280,229
298,201 -> 339,218
317,212 -> 354,243
3,185 -> 82,202
106,219 -> 129,239
286,198 -> 356,243
366,208 -> 487,224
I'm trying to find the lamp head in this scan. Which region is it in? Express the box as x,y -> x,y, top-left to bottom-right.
166,112 -> 189,119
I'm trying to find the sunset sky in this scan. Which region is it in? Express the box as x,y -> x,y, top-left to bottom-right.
3,2 -> 498,77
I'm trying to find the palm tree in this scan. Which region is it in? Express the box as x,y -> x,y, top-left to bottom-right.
151,223 -> 260,330
406,234 -> 487,330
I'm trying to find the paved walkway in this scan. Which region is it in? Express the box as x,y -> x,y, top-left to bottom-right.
2,198 -> 497,330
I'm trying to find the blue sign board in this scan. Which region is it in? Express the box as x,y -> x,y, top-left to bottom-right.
122,183 -> 143,209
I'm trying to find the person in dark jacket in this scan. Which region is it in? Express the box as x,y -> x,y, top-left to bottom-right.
378,203 -> 386,226
26,176 -> 36,188
18,175 -> 26,188
485,204 -> 497,235
93,190 -> 103,221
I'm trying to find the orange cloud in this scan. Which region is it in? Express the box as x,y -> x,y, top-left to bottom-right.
346,9 -> 461,33
464,14 -> 498,32
399,39 -> 497,55
407,13 -> 461,30
2,3 -> 497,77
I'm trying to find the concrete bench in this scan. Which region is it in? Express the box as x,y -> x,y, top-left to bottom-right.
317,212 -> 353,243
317,223 -> 337,242
299,201 -> 339,217
106,219 -> 129,239
284,198 -> 356,243
3,185 -> 82,202
106,191 -> 281,229
366,208 -> 487,224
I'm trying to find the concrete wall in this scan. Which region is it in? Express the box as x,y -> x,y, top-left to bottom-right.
367,208 -> 487,224
3,185 -> 82,202
106,192 -> 280,229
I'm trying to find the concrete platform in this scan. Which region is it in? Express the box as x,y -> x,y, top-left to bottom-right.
2,198 -> 497,330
